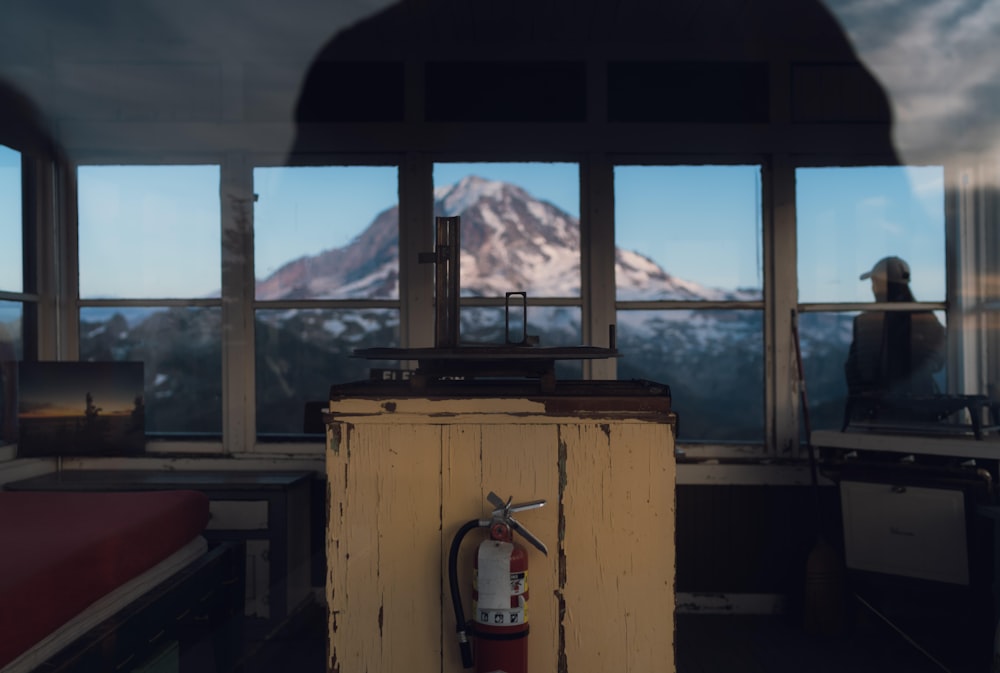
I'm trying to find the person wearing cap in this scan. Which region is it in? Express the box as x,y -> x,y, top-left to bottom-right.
844,256 -> 946,404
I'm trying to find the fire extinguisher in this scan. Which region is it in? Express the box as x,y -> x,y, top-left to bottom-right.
449,491 -> 548,673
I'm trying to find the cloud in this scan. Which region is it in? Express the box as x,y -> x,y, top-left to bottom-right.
825,0 -> 1000,161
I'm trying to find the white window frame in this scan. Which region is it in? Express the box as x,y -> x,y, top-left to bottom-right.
71,153 -> 227,455
608,155 -> 773,459
245,154 -> 404,451
8,150 -> 991,464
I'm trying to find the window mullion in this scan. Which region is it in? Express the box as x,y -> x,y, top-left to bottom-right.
583,154 -> 616,380
400,154 -> 433,349
770,155 -> 799,458
47,159 -> 76,361
222,153 -> 254,453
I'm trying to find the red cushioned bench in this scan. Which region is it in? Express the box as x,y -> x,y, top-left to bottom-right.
0,490 -> 242,673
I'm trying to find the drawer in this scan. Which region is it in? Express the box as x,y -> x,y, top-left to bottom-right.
207,500 -> 268,530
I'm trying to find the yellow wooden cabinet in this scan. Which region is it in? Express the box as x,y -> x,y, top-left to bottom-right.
325,381 -> 677,673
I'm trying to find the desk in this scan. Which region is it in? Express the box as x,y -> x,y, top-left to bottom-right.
977,505 -> 1000,630
4,469 -> 313,625
812,428 -> 1000,463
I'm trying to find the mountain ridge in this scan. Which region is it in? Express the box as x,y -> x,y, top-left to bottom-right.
254,175 -> 762,303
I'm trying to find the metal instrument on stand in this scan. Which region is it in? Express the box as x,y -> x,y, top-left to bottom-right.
353,215 -> 619,391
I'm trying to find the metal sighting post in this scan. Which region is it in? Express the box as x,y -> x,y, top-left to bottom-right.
362,215 -> 621,390
419,216 -> 461,349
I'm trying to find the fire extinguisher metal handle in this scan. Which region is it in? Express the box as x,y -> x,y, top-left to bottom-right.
508,516 -> 548,556
487,491 -> 546,517
486,490 -> 549,556
509,499 -> 546,513
486,491 -> 510,513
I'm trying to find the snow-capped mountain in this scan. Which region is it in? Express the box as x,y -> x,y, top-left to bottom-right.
255,204 -> 399,300
77,176 -> 852,440
254,174 -> 762,303
436,177 -> 580,297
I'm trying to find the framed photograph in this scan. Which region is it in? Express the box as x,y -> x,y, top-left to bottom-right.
17,361 -> 145,458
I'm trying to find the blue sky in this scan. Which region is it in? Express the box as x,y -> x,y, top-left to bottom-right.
255,160 -> 945,302
254,165 -> 399,281
4,153 -> 946,303
796,165 -> 945,303
0,146 -> 22,292
76,165 -> 221,298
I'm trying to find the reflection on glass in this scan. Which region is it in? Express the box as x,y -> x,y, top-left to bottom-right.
255,308 -> 400,436
797,311 -> 857,433
79,306 -> 222,434
0,145 -> 22,293
797,166 -> 945,304
614,165 -> 763,301
0,301 -> 22,360
616,309 -> 764,442
253,166 -> 399,300
78,165 -> 221,299
433,162 -> 581,298
847,256 -> 947,396
0,301 -> 22,445
798,310 -> 949,433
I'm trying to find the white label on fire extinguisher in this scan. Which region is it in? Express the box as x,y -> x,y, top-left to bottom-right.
474,542 -> 530,626
476,541 -> 514,609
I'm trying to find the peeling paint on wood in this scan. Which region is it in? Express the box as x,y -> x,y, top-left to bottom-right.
327,396 -> 675,673
562,422 -> 675,673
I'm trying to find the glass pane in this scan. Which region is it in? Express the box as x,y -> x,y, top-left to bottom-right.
0,145 -> 22,292
616,309 -> 764,442
253,166 -> 399,300
797,311 -> 856,433
461,306 -> 584,379
433,162 -> 580,298
78,165 -> 221,299
797,166 -> 945,304
0,301 -> 22,445
79,307 -> 222,434
255,308 -> 400,436
614,165 -> 763,301
799,310 -> 948,433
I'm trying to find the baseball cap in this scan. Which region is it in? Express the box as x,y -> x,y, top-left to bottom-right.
860,256 -> 910,283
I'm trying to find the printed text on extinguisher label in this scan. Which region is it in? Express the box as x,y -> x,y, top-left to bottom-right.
474,587 -> 528,626
476,607 -> 525,626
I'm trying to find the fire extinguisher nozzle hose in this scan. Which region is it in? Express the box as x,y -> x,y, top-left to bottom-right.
449,519 -> 486,669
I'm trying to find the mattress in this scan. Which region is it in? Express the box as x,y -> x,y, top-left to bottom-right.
0,490 -> 210,669
1,536 -> 208,673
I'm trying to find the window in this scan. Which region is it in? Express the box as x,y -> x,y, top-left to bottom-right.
614,164 -> 764,442
48,156 -> 982,456
253,165 -> 399,437
77,165 -> 223,436
432,161 -> 583,377
0,146 -> 21,294
0,298 -> 20,447
0,145 -> 23,446
797,166 -> 945,305
796,165 -> 947,433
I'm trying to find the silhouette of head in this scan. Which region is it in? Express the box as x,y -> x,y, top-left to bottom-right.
860,256 -> 913,302
860,256 -> 910,284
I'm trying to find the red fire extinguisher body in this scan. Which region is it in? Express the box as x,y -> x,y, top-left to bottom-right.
449,494 -> 546,673
472,523 -> 530,673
